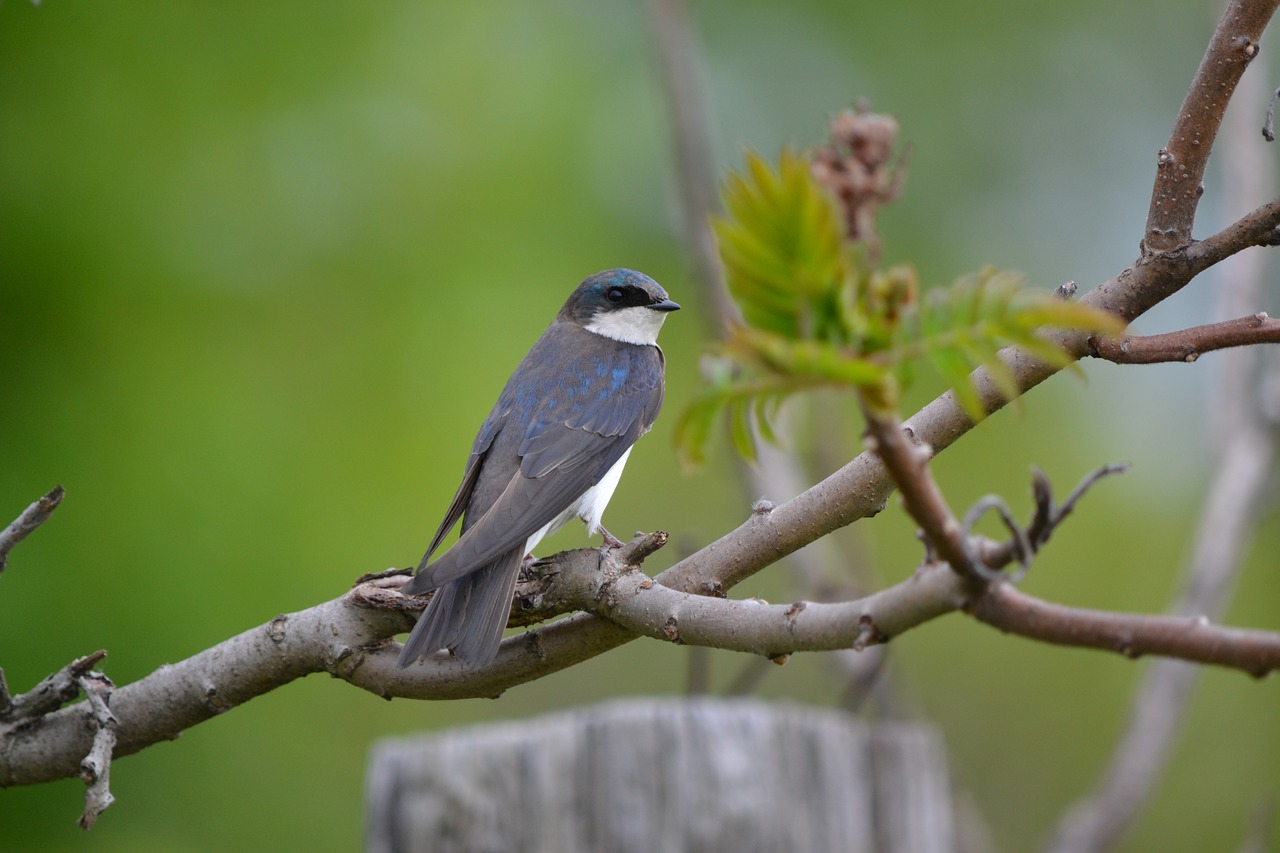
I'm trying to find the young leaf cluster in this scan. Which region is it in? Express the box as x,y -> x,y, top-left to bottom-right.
676,149 -> 1122,468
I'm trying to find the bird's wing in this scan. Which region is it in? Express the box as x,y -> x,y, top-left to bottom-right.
416,453 -> 481,572
415,427 -> 633,589
415,405 -> 511,572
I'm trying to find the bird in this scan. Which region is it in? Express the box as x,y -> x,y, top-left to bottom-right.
398,269 -> 680,668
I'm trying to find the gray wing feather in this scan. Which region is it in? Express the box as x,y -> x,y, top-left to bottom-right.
417,452 -> 483,573
413,407 -> 511,575
417,429 -> 631,589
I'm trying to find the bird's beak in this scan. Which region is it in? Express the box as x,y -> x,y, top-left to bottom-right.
651,299 -> 681,312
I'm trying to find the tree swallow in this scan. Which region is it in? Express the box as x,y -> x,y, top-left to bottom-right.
398,269 -> 680,668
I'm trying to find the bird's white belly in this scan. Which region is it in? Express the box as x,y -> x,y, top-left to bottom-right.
524,447 -> 633,556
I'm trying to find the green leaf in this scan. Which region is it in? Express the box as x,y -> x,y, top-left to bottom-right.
731,325 -> 890,387
1008,297 -> 1125,336
926,341 -> 984,421
673,393 -> 724,471
728,397 -> 757,463
714,148 -> 846,338
906,266 -> 1123,420
753,394 -> 782,447
674,375 -> 830,469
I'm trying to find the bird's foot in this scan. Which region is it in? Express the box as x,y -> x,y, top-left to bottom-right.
599,526 -> 626,549
517,552 -> 540,582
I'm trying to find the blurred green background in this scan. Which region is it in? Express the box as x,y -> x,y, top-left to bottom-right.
3,1 -> 1278,850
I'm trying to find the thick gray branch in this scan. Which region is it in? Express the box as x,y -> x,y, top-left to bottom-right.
9,513 -> 1280,791
0,595 -> 410,787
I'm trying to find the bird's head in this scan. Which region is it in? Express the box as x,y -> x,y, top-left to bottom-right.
560,269 -> 680,345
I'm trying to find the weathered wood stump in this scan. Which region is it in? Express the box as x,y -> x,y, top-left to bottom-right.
367,697 -> 953,853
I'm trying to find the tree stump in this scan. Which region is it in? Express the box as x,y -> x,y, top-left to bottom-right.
366,697 -> 953,853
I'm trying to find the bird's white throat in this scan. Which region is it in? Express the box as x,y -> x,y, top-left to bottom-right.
585,306 -> 669,346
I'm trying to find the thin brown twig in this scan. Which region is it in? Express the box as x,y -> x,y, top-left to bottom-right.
859,406 -> 987,583
1263,86 -> 1280,141
1089,312 -> 1280,364
1,650 -> 107,724
973,465 -> 1130,570
0,485 -> 64,573
971,583 -> 1280,677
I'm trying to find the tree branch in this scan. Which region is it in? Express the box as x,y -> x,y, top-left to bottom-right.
1090,195 -> 1280,326
1088,312 -> 1280,364
973,465 -> 1130,571
1043,57 -> 1280,853
75,671 -> 117,830
800,406 -> 1276,681
592,547 -> 962,655
859,407 -> 991,583
0,484 -> 64,574
13,454 -> 1280,793
971,584 -> 1280,677
0,650 -> 107,724
1,535 -> 665,786
0,596 -> 407,786
1141,0 -> 1277,254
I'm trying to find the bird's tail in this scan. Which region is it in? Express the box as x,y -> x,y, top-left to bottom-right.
397,547 -> 524,668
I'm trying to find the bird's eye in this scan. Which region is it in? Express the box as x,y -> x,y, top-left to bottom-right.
606,287 -> 625,304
